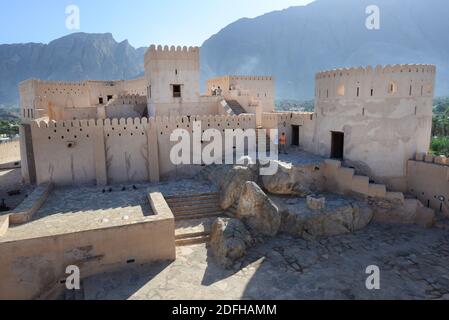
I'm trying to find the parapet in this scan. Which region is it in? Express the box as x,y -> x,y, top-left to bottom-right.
315,64 -> 436,79
144,44 -> 199,63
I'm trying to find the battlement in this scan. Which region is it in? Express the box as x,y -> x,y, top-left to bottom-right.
315,64 -> 436,101
316,64 -> 436,79
413,153 -> 449,166
30,114 -> 256,130
144,44 -> 199,63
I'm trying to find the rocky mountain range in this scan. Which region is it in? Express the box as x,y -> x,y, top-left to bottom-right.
1,0 -> 448,107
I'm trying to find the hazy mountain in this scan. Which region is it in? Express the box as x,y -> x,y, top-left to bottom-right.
0,33 -> 146,106
1,0 -> 449,108
201,0 -> 449,100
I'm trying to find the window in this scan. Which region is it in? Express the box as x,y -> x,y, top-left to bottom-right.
356,87 -> 360,97
388,82 -> 398,94
370,89 -> 374,96
99,97 -> 104,104
337,84 -> 345,97
173,84 -> 181,98
107,95 -> 113,101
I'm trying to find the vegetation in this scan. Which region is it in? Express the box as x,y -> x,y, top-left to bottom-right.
0,119 -> 20,136
431,97 -> 449,156
276,99 -> 314,112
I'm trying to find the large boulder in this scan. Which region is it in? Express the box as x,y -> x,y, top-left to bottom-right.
273,194 -> 373,238
236,181 -> 281,236
210,218 -> 253,269
261,161 -> 324,196
219,166 -> 258,210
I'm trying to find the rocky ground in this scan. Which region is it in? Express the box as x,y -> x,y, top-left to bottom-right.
83,223 -> 449,300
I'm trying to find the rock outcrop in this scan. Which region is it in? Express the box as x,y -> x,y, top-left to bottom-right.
261,161 -> 324,196
369,197 -> 435,228
273,194 -> 373,238
210,218 -> 253,269
219,166 -> 258,210
236,181 -> 281,236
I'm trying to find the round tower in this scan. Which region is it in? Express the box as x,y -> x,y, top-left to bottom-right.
313,64 -> 436,191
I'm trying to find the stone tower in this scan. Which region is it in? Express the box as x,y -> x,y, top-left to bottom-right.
313,64 -> 436,190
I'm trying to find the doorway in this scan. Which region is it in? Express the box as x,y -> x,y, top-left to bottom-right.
291,125 -> 300,146
331,131 -> 344,159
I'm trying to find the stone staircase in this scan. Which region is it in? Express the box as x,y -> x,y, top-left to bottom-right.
165,192 -> 226,246
225,100 -> 247,115
324,159 -> 401,200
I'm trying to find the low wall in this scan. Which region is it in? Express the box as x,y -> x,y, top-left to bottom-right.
0,140 -> 20,165
407,154 -> 449,217
0,190 -> 176,300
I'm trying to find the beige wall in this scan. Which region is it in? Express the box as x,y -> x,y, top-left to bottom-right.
313,64 -> 436,191
407,156 -> 449,217
0,140 -> 20,165
206,75 -> 275,115
19,78 -> 146,122
0,205 -> 175,300
145,45 -> 200,117
26,114 -> 257,186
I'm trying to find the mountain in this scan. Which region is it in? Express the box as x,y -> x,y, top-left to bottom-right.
201,0 -> 449,100
1,0 -> 449,107
0,33 -> 146,106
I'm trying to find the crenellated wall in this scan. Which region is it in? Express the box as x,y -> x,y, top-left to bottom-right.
144,45 -> 201,117
407,153 -> 449,217
261,112 -> 315,151
25,114 -> 257,186
313,64 -> 436,191
19,78 -> 147,122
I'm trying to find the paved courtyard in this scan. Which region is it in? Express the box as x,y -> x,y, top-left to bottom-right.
83,223 -> 449,300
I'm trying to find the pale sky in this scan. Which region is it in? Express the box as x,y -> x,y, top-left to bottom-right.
0,0 -> 315,47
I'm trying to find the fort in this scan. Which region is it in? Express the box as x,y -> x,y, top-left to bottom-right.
0,44 -> 448,300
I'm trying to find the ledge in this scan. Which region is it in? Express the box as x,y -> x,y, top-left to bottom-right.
8,183 -> 53,225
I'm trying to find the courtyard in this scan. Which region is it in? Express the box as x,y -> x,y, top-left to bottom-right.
83,223 -> 449,300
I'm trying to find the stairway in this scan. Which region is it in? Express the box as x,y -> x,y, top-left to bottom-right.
165,192 -> 226,246
225,100 -> 247,115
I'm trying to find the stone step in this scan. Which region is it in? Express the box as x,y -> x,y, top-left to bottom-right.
172,206 -> 223,215
174,212 -> 224,221
167,198 -> 219,207
165,193 -> 219,202
175,234 -> 211,246
175,230 -> 210,240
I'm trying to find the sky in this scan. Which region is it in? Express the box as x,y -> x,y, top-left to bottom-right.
0,0 -> 315,48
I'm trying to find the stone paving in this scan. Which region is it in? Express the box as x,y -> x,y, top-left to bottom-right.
83,223 -> 449,300
1,178 -> 218,242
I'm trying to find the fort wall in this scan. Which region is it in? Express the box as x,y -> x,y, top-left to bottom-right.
407,154 -> 449,217
145,45 -> 200,109
0,140 -> 20,165
314,64 -> 436,191
27,114 -> 257,186
19,78 -> 147,122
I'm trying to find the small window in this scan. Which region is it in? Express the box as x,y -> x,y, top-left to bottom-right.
107,95 -> 113,101
337,84 -> 345,97
388,82 -> 398,94
356,87 -> 360,97
99,97 -> 104,104
370,89 -> 374,96
173,85 -> 181,98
